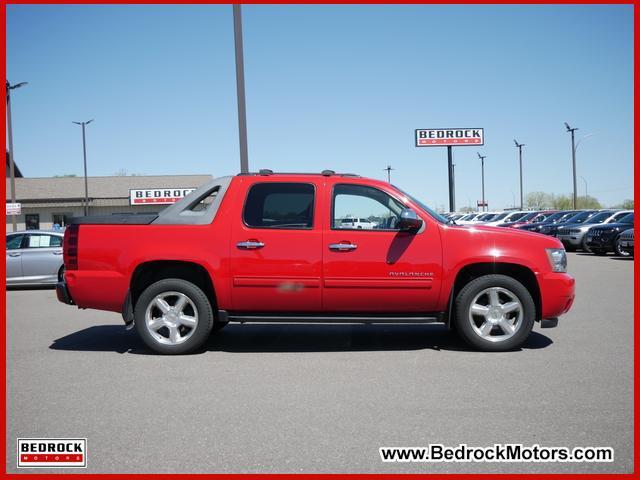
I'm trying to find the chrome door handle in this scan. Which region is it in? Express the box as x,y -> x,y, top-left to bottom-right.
329,243 -> 357,251
7,252 -> 21,257
237,241 -> 265,250
53,251 -> 63,255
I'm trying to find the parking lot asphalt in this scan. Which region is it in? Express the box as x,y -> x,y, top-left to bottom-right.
5,252 -> 634,474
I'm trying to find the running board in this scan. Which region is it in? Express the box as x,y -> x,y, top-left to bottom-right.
219,310 -> 443,324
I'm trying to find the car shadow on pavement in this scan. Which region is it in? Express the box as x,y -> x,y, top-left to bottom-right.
609,257 -> 634,261
49,323 -> 553,355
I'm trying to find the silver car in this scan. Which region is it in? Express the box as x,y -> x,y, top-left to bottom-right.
6,230 -> 65,286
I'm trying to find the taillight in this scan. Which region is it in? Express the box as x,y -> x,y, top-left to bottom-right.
64,224 -> 80,270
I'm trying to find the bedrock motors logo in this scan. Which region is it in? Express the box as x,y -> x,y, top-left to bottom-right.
17,438 -> 87,468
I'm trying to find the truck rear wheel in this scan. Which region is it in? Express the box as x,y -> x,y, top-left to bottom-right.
454,274 -> 535,352
134,278 -> 214,354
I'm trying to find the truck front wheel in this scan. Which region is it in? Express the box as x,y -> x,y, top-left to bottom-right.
134,278 -> 214,354
454,274 -> 535,352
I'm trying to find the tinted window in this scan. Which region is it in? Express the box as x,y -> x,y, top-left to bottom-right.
6,234 -> 24,250
506,212 -> 528,221
333,184 -> 405,230
618,213 -> 634,224
244,183 -> 314,229
608,211 -> 630,222
587,211 -> 613,224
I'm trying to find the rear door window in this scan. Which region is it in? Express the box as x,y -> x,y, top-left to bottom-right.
243,183 -> 315,229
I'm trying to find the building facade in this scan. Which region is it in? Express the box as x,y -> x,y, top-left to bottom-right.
5,174 -> 213,232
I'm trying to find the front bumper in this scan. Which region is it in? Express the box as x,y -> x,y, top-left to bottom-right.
585,234 -> 615,251
56,280 -> 75,305
537,272 -> 575,319
557,231 -> 585,247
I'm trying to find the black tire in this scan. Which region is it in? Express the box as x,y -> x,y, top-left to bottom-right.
614,235 -> 630,257
564,244 -> 576,252
58,265 -> 65,282
581,236 -> 592,253
134,278 -> 214,354
454,274 -> 535,352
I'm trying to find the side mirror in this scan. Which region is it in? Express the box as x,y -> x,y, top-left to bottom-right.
397,208 -> 423,232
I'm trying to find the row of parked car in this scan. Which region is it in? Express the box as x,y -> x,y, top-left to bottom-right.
442,209 -> 634,257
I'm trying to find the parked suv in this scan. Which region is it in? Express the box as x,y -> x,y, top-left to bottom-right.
57,171 -> 575,354
538,210 -> 598,237
585,212 -> 635,255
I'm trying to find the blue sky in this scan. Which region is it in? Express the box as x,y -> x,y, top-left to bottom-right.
6,4 -> 634,210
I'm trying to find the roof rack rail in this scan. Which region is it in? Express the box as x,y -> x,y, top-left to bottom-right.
237,171 -> 361,178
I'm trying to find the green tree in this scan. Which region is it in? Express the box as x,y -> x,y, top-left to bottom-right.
525,192 -> 552,209
616,199 -> 634,209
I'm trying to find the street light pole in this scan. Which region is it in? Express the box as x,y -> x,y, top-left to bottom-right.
580,175 -> 588,199
477,152 -> 486,212
73,120 -> 93,216
6,81 -> 28,232
233,5 -> 249,174
513,139 -> 525,209
383,165 -> 394,183
565,122 -> 579,210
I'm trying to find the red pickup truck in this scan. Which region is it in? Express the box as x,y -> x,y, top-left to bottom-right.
57,171 -> 575,354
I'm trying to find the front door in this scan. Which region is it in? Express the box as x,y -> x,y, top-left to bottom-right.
323,183 -> 442,313
229,180 -> 323,312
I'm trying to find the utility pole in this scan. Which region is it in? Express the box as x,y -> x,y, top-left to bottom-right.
477,152 -> 486,212
6,80 -> 28,232
565,122 -> 579,210
233,5 -> 249,174
72,120 -> 93,216
383,165 -> 394,183
513,139 -> 525,209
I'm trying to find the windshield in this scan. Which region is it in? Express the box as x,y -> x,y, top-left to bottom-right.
509,212 -> 536,223
585,211 -> 613,224
540,212 -> 565,223
394,186 -> 449,224
506,212 -> 528,222
561,211 -> 589,223
606,211 -> 629,223
618,212 -> 634,224
491,213 -> 508,221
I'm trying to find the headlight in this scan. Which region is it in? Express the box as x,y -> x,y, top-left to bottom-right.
546,248 -> 567,273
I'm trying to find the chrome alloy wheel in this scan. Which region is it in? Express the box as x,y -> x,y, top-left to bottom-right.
144,291 -> 199,345
468,287 -> 523,343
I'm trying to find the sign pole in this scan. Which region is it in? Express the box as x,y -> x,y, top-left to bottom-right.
233,5 -> 249,174
447,146 -> 455,212
6,85 -> 17,231
415,128 -> 484,214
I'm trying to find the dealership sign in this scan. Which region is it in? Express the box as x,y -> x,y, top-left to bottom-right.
130,188 -> 196,205
6,203 -> 21,215
415,128 -> 484,147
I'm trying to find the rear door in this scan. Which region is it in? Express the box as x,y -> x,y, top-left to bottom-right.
229,179 -> 323,312
21,233 -> 64,283
6,233 -> 25,283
